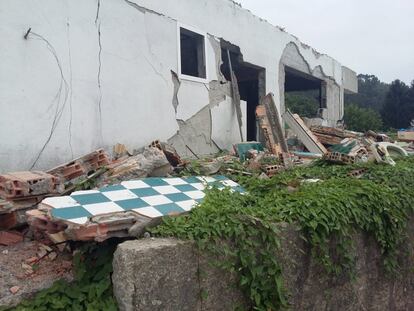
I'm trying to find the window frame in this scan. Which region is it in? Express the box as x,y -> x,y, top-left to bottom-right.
177,23 -> 209,83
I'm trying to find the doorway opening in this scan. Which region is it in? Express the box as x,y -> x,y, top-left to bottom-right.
220,41 -> 265,141
284,66 -> 325,118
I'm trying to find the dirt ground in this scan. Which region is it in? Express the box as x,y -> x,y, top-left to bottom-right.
0,240 -> 73,308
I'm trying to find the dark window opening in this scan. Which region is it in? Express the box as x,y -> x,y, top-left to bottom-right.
220,41 -> 265,141
180,28 -> 206,79
284,67 -> 325,118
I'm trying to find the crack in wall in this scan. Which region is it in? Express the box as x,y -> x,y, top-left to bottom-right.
142,54 -> 168,85
279,41 -> 343,124
95,0 -> 103,143
66,20 -> 74,159
283,42 -> 337,84
124,0 -> 166,18
123,0 -> 169,86
171,70 -> 181,114
95,0 -> 101,25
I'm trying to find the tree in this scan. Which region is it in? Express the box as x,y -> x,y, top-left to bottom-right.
344,104 -> 383,132
381,80 -> 412,129
285,92 -> 320,118
345,74 -> 389,112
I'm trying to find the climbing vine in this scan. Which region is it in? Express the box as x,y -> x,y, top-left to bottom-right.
153,157 -> 414,310
6,158 -> 414,311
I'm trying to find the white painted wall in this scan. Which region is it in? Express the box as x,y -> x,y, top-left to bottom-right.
0,0 -> 354,173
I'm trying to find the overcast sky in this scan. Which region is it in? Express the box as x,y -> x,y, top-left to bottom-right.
237,0 -> 414,84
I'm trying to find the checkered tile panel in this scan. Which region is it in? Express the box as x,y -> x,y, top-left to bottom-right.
44,176 -> 244,225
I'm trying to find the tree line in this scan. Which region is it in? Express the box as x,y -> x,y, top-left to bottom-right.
285,74 -> 414,132
344,74 -> 414,132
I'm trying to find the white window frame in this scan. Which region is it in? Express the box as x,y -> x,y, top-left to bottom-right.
177,22 -> 209,83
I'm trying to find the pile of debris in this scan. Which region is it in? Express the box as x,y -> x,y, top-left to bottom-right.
1,93 -> 412,247
0,140 -> 248,245
0,150 -> 111,233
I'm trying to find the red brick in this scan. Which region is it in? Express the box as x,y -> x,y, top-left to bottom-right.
0,171 -> 62,199
0,230 -> 24,246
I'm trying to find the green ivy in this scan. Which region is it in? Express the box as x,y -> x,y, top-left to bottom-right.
152,157 -> 414,310
6,158 -> 414,311
4,242 -> 118,311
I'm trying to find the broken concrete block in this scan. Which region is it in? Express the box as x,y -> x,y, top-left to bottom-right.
113,144 -> 130,160
99,147 -> 172,185
28,176 -> 244,242
325,138 -> 369,164
283,111 -> 327,155
150,140 -> 183,167
47,149 -> 110,185
0,171 -> 63,200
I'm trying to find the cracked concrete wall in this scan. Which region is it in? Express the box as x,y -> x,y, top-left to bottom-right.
279,42 -> 344,125
0,0 -> 357,172
0,0 -> 179,172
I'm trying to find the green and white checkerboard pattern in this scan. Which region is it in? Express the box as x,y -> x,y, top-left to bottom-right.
43,176 -> 244,225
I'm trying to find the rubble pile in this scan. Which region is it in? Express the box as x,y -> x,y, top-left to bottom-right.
0,151 -> 111,233
0,92 -> 413,305
311,126 -> 361,146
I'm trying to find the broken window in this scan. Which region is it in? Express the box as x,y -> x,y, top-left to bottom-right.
179,27 -> 206,79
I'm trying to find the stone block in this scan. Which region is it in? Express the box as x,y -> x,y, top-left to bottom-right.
113,221 -> 414,311
112,239 -> 247,311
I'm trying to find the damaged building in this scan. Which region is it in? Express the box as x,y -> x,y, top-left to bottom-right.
0,0 -> 358,173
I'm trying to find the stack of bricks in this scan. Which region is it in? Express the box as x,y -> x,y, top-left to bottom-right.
47,149 -> 110,186
0,171 -> 64,229
0,149 -> 111,230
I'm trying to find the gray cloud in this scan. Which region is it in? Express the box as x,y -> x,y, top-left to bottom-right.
238,0 -> 414,84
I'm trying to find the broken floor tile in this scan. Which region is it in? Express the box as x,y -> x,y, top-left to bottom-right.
45,176 -> 244,223
29,176 -> 244,242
